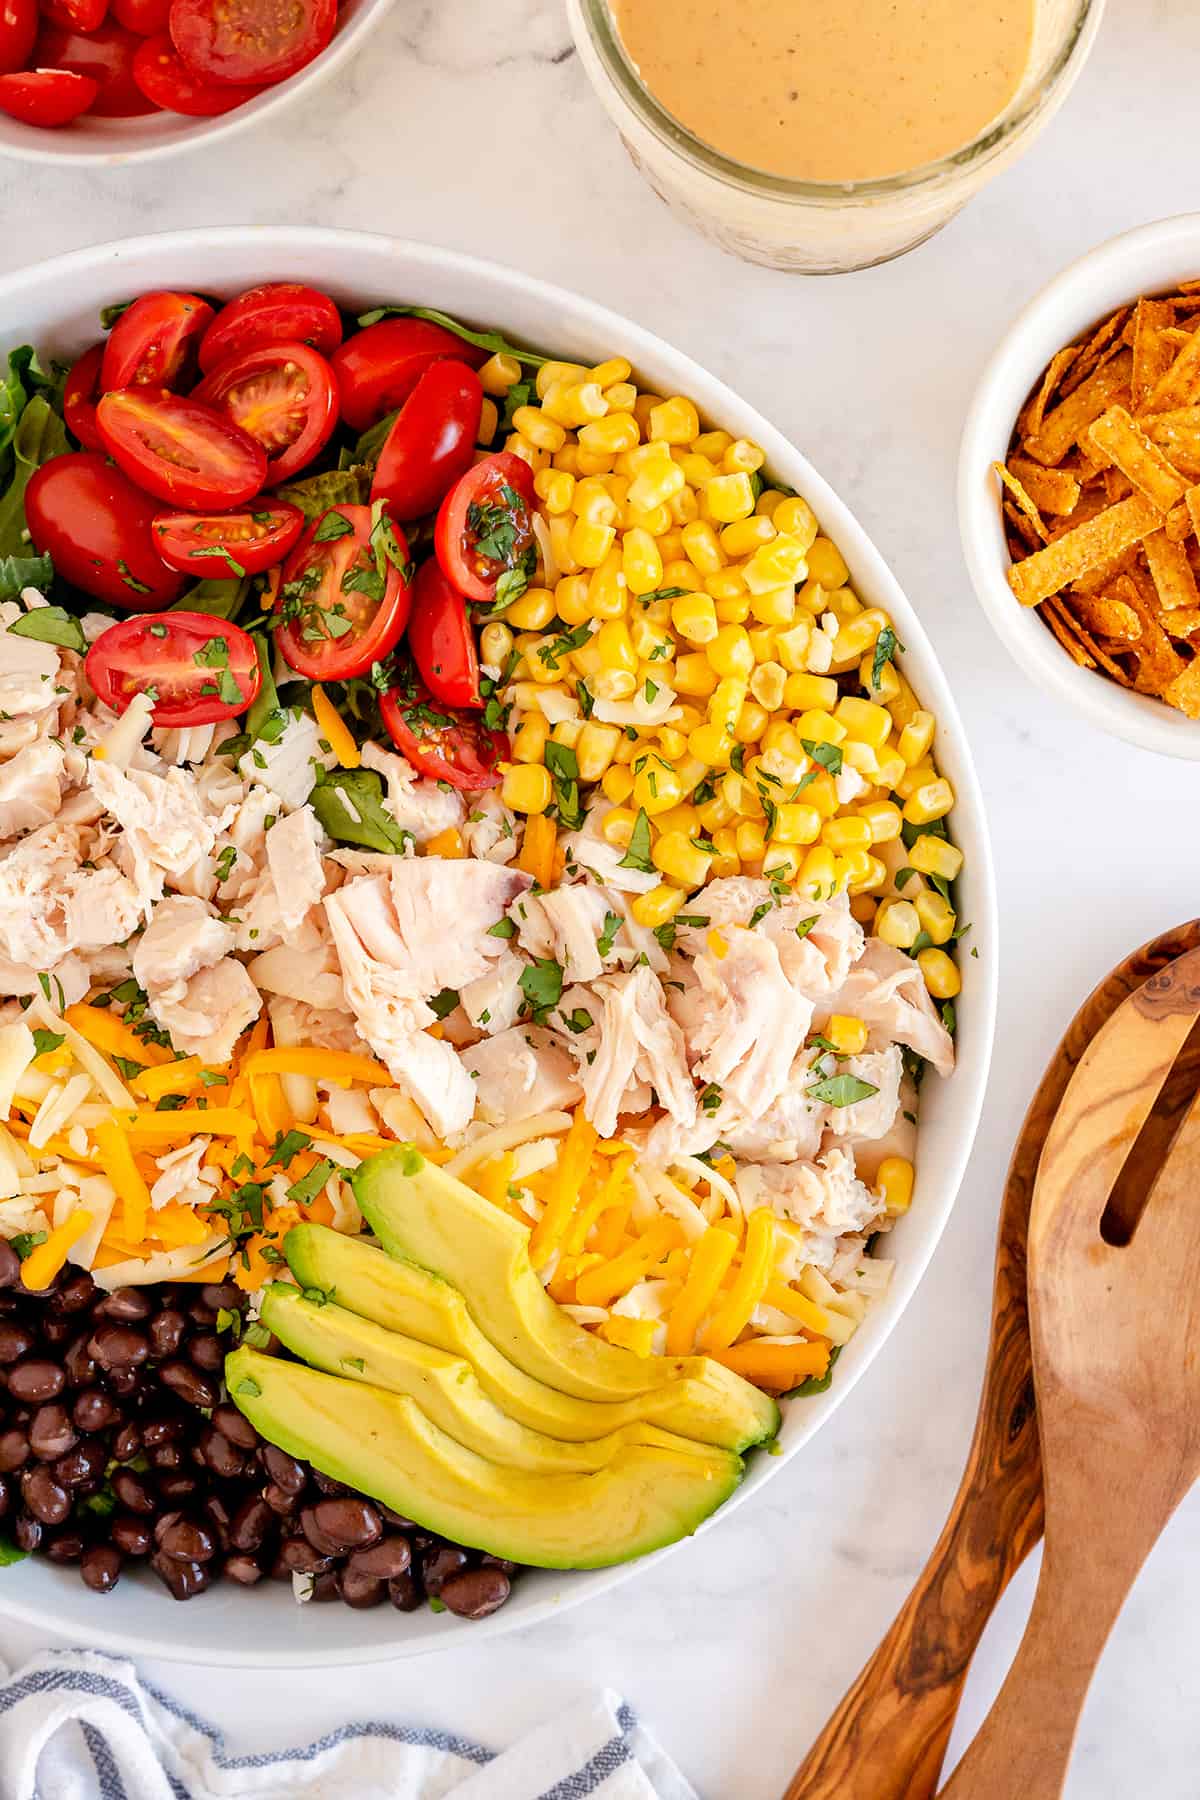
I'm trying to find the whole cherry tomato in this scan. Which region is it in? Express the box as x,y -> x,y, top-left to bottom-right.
332,317 -> 486,433
63,344 -> 105,450
0,67 -> 98,125
0,0 -> 37,75
25,453 -> 184,609
198,282 -> 342,372
370,359 -> 483,523
406,556 -> 483,709
131,31 -> 261,111
34,18 -> 156,115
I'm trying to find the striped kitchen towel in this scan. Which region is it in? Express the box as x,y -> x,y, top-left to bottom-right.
0,1649 -> 698,1800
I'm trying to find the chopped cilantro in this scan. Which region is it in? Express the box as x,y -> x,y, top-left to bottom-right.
807,1073 -> 879,1107
597,910 -> 622,957
801,738 -> 843,776
519,958 -> 564,1023
287,1158 -> 337,1206
428,988 -> 460,1020
618,808 -> 654,874
267,1129 -> 313,1169
487,916 -> 516,939
31,1028 -> 64,1057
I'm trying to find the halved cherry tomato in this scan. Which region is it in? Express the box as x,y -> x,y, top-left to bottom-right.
169,0 -> 333,86
407,557 -> 482,709
42,0 -> 108,31
96,388 -> 268,510
380,679 -> 505,791
112,0 -> 169,32
331,318 -> 488,434
86,610 -> 261,728
199,283 -> 342,374
151,502 -> 304,577
63,344 -> 105,451
131,31 -> 261,111
100,290 -> 215,393
434,452 -> 537,607
274,501 -> 413,681
370,360 -> 483,524
36,19 -> 156,115
25,453 -> 184,610
194,342 -> 337,485
0,67 -> 98,125
0,0 -> 37,75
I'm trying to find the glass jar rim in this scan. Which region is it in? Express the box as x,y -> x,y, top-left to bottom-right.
576,0 -> 1102,202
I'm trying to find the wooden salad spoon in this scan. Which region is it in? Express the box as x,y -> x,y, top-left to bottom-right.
937,934 -> 1200,1799
785,921 -> 1200,1800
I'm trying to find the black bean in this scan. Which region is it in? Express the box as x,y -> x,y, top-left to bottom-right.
150,1551 -> 210,1600
95,1287 -> 152,1323
380,1508 -> 420,1530
310,1570 -> 341,1603
421,1545 -> 469,1596
345,1536 -> 411,1581
202,1494 -> 233,1551
439,1567 -> 511,1620
51,1273 -> 96,1315
224,1554 -> 265,1586
0,1241 -> 20,1289
110,1513 -> 154,1558
211,1403 -> 258,1450
263,1482 -> 299,1517
156,1516 -> 216,1564
307,1497 -> 382,1554
29,1403 -> 77,1461
7,1360 -> 65,1404
112,1469 -> 155,1515
14,1514 -> 42,1553
187,1333 -> 224,1372
157,1473 -> 198,1504
339,1566 -> 385,1609
277,1536 -> 334,1576
45,1530 -> 85,1564
0,1428 -> 29,1473
54,1439 -> 107,1488
261,1445 -> 306,1496
186,1299 -> 218,1328
480,1554 -> 518,1575
229,1495 -> 273,1553
88,1323 -> 150,1370
196,1426 -> 245,1479
157,1360 -> 218,1410
63,1335 -> 98,1388
148,1442 -> 183,1471
388,1571 -> 423,1611
311,1470 -> 349,1497
21,1465 -> 70,1526
107,1367 -> 142,1399
0,1323 -> 34,1365
41,1315 -> 72,1348
111,1422 -> 142,1463
148,1309 -> 186,1358
73,1389 -> 122,1434
141,1413 -> 186,1449
0,1472 -> 9,1519
201,1283 -> 242,1312
81,1545 -> 122,1594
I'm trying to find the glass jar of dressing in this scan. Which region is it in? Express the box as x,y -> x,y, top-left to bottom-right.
567,0 -> 1104,274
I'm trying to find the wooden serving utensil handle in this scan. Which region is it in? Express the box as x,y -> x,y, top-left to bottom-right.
783,1212 -> 1042,1800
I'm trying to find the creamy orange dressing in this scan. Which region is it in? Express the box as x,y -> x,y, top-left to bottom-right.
612,0 -> 1036,183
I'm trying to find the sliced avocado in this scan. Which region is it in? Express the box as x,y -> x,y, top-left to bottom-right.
285,1224 -> 777,1453
226,1346 -> 743,1569
261,1284 -> 722,1474
352,1149 -> 779,1421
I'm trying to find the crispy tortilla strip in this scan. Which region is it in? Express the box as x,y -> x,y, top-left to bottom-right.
1047,595 -> 1131,680
1186,486 -> 1200,543
1072,589 -> 1141,642
1163,658 -> 1200,718
1143,328 -> 1200,414
1003,501 -> 1042,555
1024,350 -> 1132,466
1141,406 -> 1200,478
1008,456 -> 1080,515
1020,345 -> 1079,441
1164,497 -> 1194,542
1007,493 -> 1159,606
1040,596 -> 1095,668
994,462 -> 1048,542
1161,607 -> 1200,638
1061,307 -> 1131,396
1131,298 -> 1177,409
1144,528 -> 1200,613
1109,573 -> 1186,694
1086,405 -> 1189,512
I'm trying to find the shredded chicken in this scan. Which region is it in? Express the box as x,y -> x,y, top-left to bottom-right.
132,895 -> 261,1064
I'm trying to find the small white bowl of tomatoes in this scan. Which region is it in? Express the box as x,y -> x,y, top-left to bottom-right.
0,0 -> 392,160
22,277 -> 530,786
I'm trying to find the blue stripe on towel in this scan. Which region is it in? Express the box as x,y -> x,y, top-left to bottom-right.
83,1720 -> 130,1800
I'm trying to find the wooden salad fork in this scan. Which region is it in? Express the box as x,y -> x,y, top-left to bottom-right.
785,922 -> 1200,1800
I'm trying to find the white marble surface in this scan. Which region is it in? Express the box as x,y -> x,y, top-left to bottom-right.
4,1 -> 1200,1794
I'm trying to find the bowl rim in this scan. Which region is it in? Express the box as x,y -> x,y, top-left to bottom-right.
958,210 -> 1200,761
0,0 -> 394,169
0,226 -> 998,1665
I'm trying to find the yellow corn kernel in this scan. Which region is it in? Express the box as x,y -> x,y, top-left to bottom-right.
722,437 -> 765,476
674,451 -> 718,489
748,627 -> 778,663
877,899 -> 921,949
714,595 -> 751,624
822,815 -> 871,853
705,472 -> 756,523
592,670 -> 639,702
860,652 -> 902,704
733,699 -> 769,744
706,624 -> 754,681
628,884 -> 684,931
568,517 -> 615,569
478,621 -> 513,669
894,759 -> 934,802
479,351 -> 522,395
772,803 -> 822,845
849,856 -> 887,895
651,801 -> 701,839
704,568 -> 748,604
477,397 -> 499,445
748,661 -> 786,711
795,709 -> 847,747
575,449 -> 615,478
501,764 -> 552,814
743,533 -> 810,595
747,585 -> 795,628
586,551 -> 628,621
505,587 -> 556,631
671,592 -> 718,645
688,723 -> 734,768
827,1015 -> 869,1056
551,718 -> 584,752
547,512 -> 580,578
512,714 -> 550,764
652,831 -> 712,889
632,391 -> 662,431
806,536 -> 850,588
774,620 -> 814,673
603,381 -> 638,413
627,458 -> 685,513
834,695 -> 890,750
535,466 -> 576,515
574,476 -> 619,527
829,613 -> 885,669
689,428 -> 729,461
918,947 -> 961,1000
763,841 -> 802,881
588,355 -> 631,390
708,676 -> 748,738
885,669 -> 921,731
909,833 -> 963,881
627,501 -> 673,537
649,396 -> 701,444
553,574 -> 590,626
656,726 -> 687,761
915,889 -> 956,946
613,734 -> 639,766
877,1156 -> 915,1215
721,771 -> 762,818
601,806 -> 638,848
876,748 -> 907,791
805,770 -> 840,819
673,651 -> 718,697
572,721 -> 618,783
552,442 -> 582,476
629,614 -> 674,663
510,404 -> 565,454
903,778 -> 954,825
633,752 -> 684,817
536,360 -> 589,400
620,527 -> 663,596
579,412 -> 640,457
897,710 -> 935,766
850,893 -> 878,924
798,845 -> 837,897
601,763 -> 634,805
735,818 -> 767,861
661,559 -> 705,591
781,672 -> 835,713
680,519 -> 725,574
696,791 -> 735,832
860,800 -> 903,844
772,496 -> 819,547
720,516 -> 775,557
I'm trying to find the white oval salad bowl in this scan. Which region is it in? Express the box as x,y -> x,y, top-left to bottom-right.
0,227 -> 997,1666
